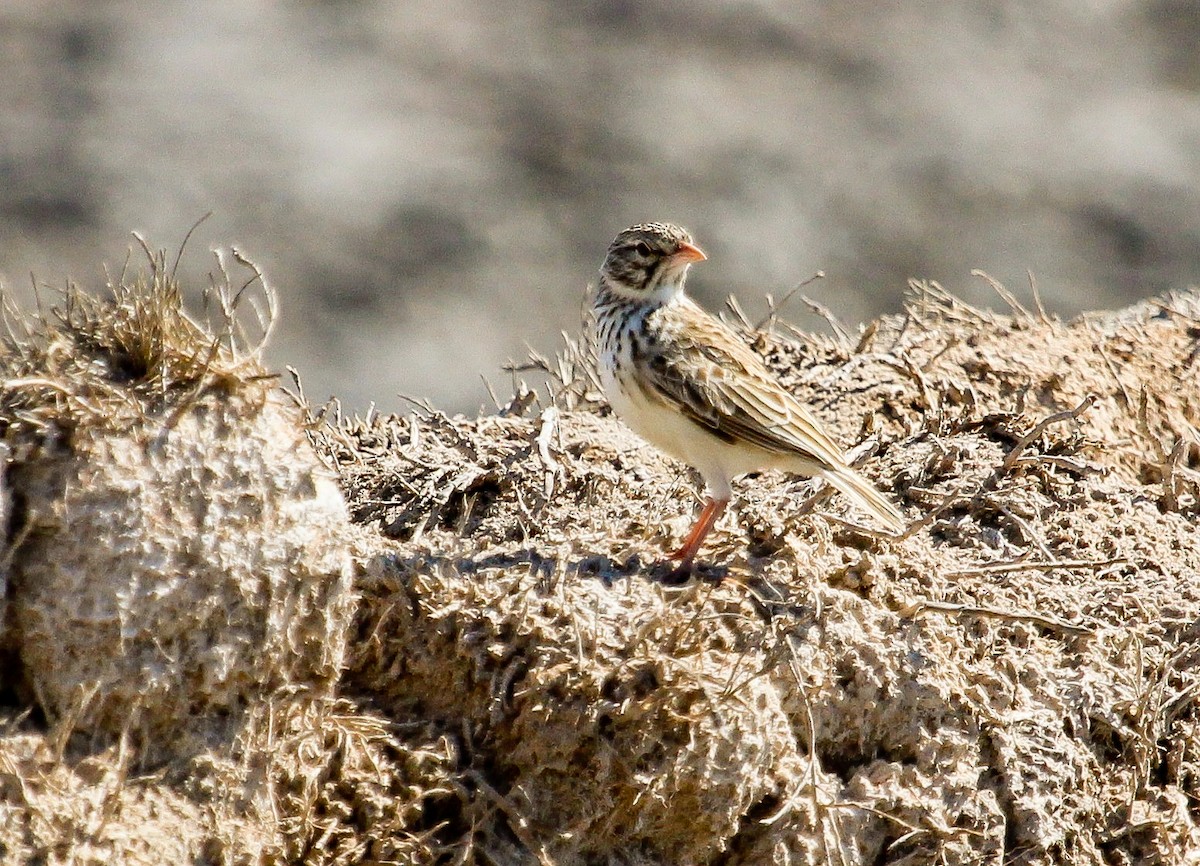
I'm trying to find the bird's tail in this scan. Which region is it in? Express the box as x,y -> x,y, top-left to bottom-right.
821,465 -> 905,532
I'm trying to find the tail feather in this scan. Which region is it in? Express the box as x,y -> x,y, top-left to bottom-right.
821,466 -> 905,532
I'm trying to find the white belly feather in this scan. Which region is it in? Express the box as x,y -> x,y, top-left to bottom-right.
599,331 -> 772,502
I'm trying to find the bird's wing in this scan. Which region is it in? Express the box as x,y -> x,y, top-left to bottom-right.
635,299 -> 849,469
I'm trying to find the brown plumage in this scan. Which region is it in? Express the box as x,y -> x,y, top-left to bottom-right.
592,222 -> 904,569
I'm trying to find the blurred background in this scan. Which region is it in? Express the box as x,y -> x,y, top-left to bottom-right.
2,0 -> 1199,414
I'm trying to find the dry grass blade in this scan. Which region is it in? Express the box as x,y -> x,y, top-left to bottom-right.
971,269 -> 1033,322
942,556 -> 1127,579
899,598 -> 1094,637
999,395 -> 1096,472
751,270 -> 827,336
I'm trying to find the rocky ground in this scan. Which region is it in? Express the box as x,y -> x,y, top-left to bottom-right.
0,251 -> 1197,864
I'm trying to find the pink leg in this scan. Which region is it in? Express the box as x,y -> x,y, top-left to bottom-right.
670,497 -> 729,569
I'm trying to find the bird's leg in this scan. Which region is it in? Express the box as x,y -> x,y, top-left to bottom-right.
670,496 -> 729,569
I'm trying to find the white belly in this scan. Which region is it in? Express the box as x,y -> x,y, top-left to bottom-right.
599,345 -> 770,502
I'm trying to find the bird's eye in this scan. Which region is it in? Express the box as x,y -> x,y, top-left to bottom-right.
634,242 -> 652,257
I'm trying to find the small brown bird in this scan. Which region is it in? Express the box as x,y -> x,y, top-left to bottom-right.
592,222 -> 904,569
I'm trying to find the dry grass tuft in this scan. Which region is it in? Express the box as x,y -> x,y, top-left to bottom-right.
1,240 -> 277,454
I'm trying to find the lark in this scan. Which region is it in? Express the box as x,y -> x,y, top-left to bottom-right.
592,222 -> 904,570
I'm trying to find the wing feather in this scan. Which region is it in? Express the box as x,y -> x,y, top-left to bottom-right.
634,300 -> 848,470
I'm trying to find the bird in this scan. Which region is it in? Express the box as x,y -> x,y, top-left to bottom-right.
591,221 -> 904,570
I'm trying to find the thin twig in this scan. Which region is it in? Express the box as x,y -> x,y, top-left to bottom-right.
1148,298 -> 1200,326
170,211 -> 212,280
900,598 -> 1094,637
972,270 -> 1032,322
1000,395 -> 1096,472
1010,454 -> 1098,474
1162,436 -> 1199,512
889,482 -> 974,540
879,355 -> 938,413
535,406 -> 561,499
854,319 -> 879,354
798,293 -> 852,349
724,294 -> 754,330
943,556 -> 1127,579
995,505 -> 1055,559
1027,270 -> 1053,326
480,374 -> 502,412
821,513 -> 904,540
752,271 -> 826,335
1086,321 -> 1134,407
463,770 -> 553,866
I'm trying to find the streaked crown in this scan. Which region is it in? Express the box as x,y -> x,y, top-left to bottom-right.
599,222 -> 706,299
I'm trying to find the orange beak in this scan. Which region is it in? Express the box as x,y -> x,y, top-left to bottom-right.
671,241 -> 707,263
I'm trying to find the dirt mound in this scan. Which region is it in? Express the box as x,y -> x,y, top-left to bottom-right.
1,252 -> 356,761
1,259 -> 1198,865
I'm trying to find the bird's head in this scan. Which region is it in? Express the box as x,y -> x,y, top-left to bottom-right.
598,222 -> 707,302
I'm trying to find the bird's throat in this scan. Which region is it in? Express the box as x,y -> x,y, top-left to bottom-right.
600,269 -> 689,306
